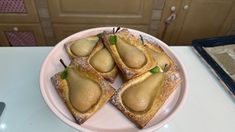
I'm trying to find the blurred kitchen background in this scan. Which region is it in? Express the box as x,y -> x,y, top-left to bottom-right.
0,0 -> 235,46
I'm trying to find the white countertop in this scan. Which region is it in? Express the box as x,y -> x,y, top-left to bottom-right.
0,47 -> 234,132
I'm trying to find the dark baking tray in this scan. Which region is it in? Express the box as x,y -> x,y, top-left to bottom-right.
192,36 -> 235,97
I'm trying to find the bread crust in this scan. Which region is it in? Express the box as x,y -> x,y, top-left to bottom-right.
51,59 -> 115,124
144,41 -> 175,72
102,29 -> 155,80
111,70 -> 181,128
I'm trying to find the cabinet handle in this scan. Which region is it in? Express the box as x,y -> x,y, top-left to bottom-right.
171,6 -> 176,12
13,27 -> 18,31
183,5 -> 189,10
161,6 -> 177,40
165,6 -> 176,25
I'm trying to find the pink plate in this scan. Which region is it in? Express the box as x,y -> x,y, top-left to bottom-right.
40,27 -> 188,132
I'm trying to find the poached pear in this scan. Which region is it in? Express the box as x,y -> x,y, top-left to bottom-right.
116,37 -> 147,69
122,72 -> 165,112
70,36 -> 99,57
90,48 -> 115,73
66,66 -> 101,113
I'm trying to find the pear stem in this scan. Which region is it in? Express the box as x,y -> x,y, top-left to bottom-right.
60,59 -> 67,68
115,27 -> 121,33
163,64 -> 168,72
112,28 -> 115,34
140,35 -> 144,44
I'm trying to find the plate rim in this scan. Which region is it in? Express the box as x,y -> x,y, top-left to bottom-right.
40,27 -> 188,132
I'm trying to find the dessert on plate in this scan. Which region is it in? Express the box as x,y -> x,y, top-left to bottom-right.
51,59 -> 115,124
51,28 -> 181,129
65,35 -> 118,83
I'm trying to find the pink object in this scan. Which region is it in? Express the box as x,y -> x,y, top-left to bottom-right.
0,0 -> 27,13
40,27 -> 188,132
5,31 -> 36,46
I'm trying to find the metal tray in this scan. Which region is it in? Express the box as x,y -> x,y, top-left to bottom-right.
192,36 -> 235,97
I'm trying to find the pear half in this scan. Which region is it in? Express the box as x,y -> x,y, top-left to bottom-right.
65,36 -> 118,83
51,60 -> 115,124
112,70 -> 181,128
144,42 -> 175,72
102,29 -> 154,80
116,37 -> 147,69
87,40 -> 118,83
65,36 -> 99,59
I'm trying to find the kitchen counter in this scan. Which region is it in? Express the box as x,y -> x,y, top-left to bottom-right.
0,47 -> 234,132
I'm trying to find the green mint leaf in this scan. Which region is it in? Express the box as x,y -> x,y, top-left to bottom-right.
60,69 -> 68,80
150,66 -> 160,74
109,35 -> 117,45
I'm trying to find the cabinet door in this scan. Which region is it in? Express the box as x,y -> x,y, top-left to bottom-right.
0,24 -> 45,46
159,0 -> 235,45
0,0 -> 39,22
48,0 -> 153,24
53,24 -> 148,41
